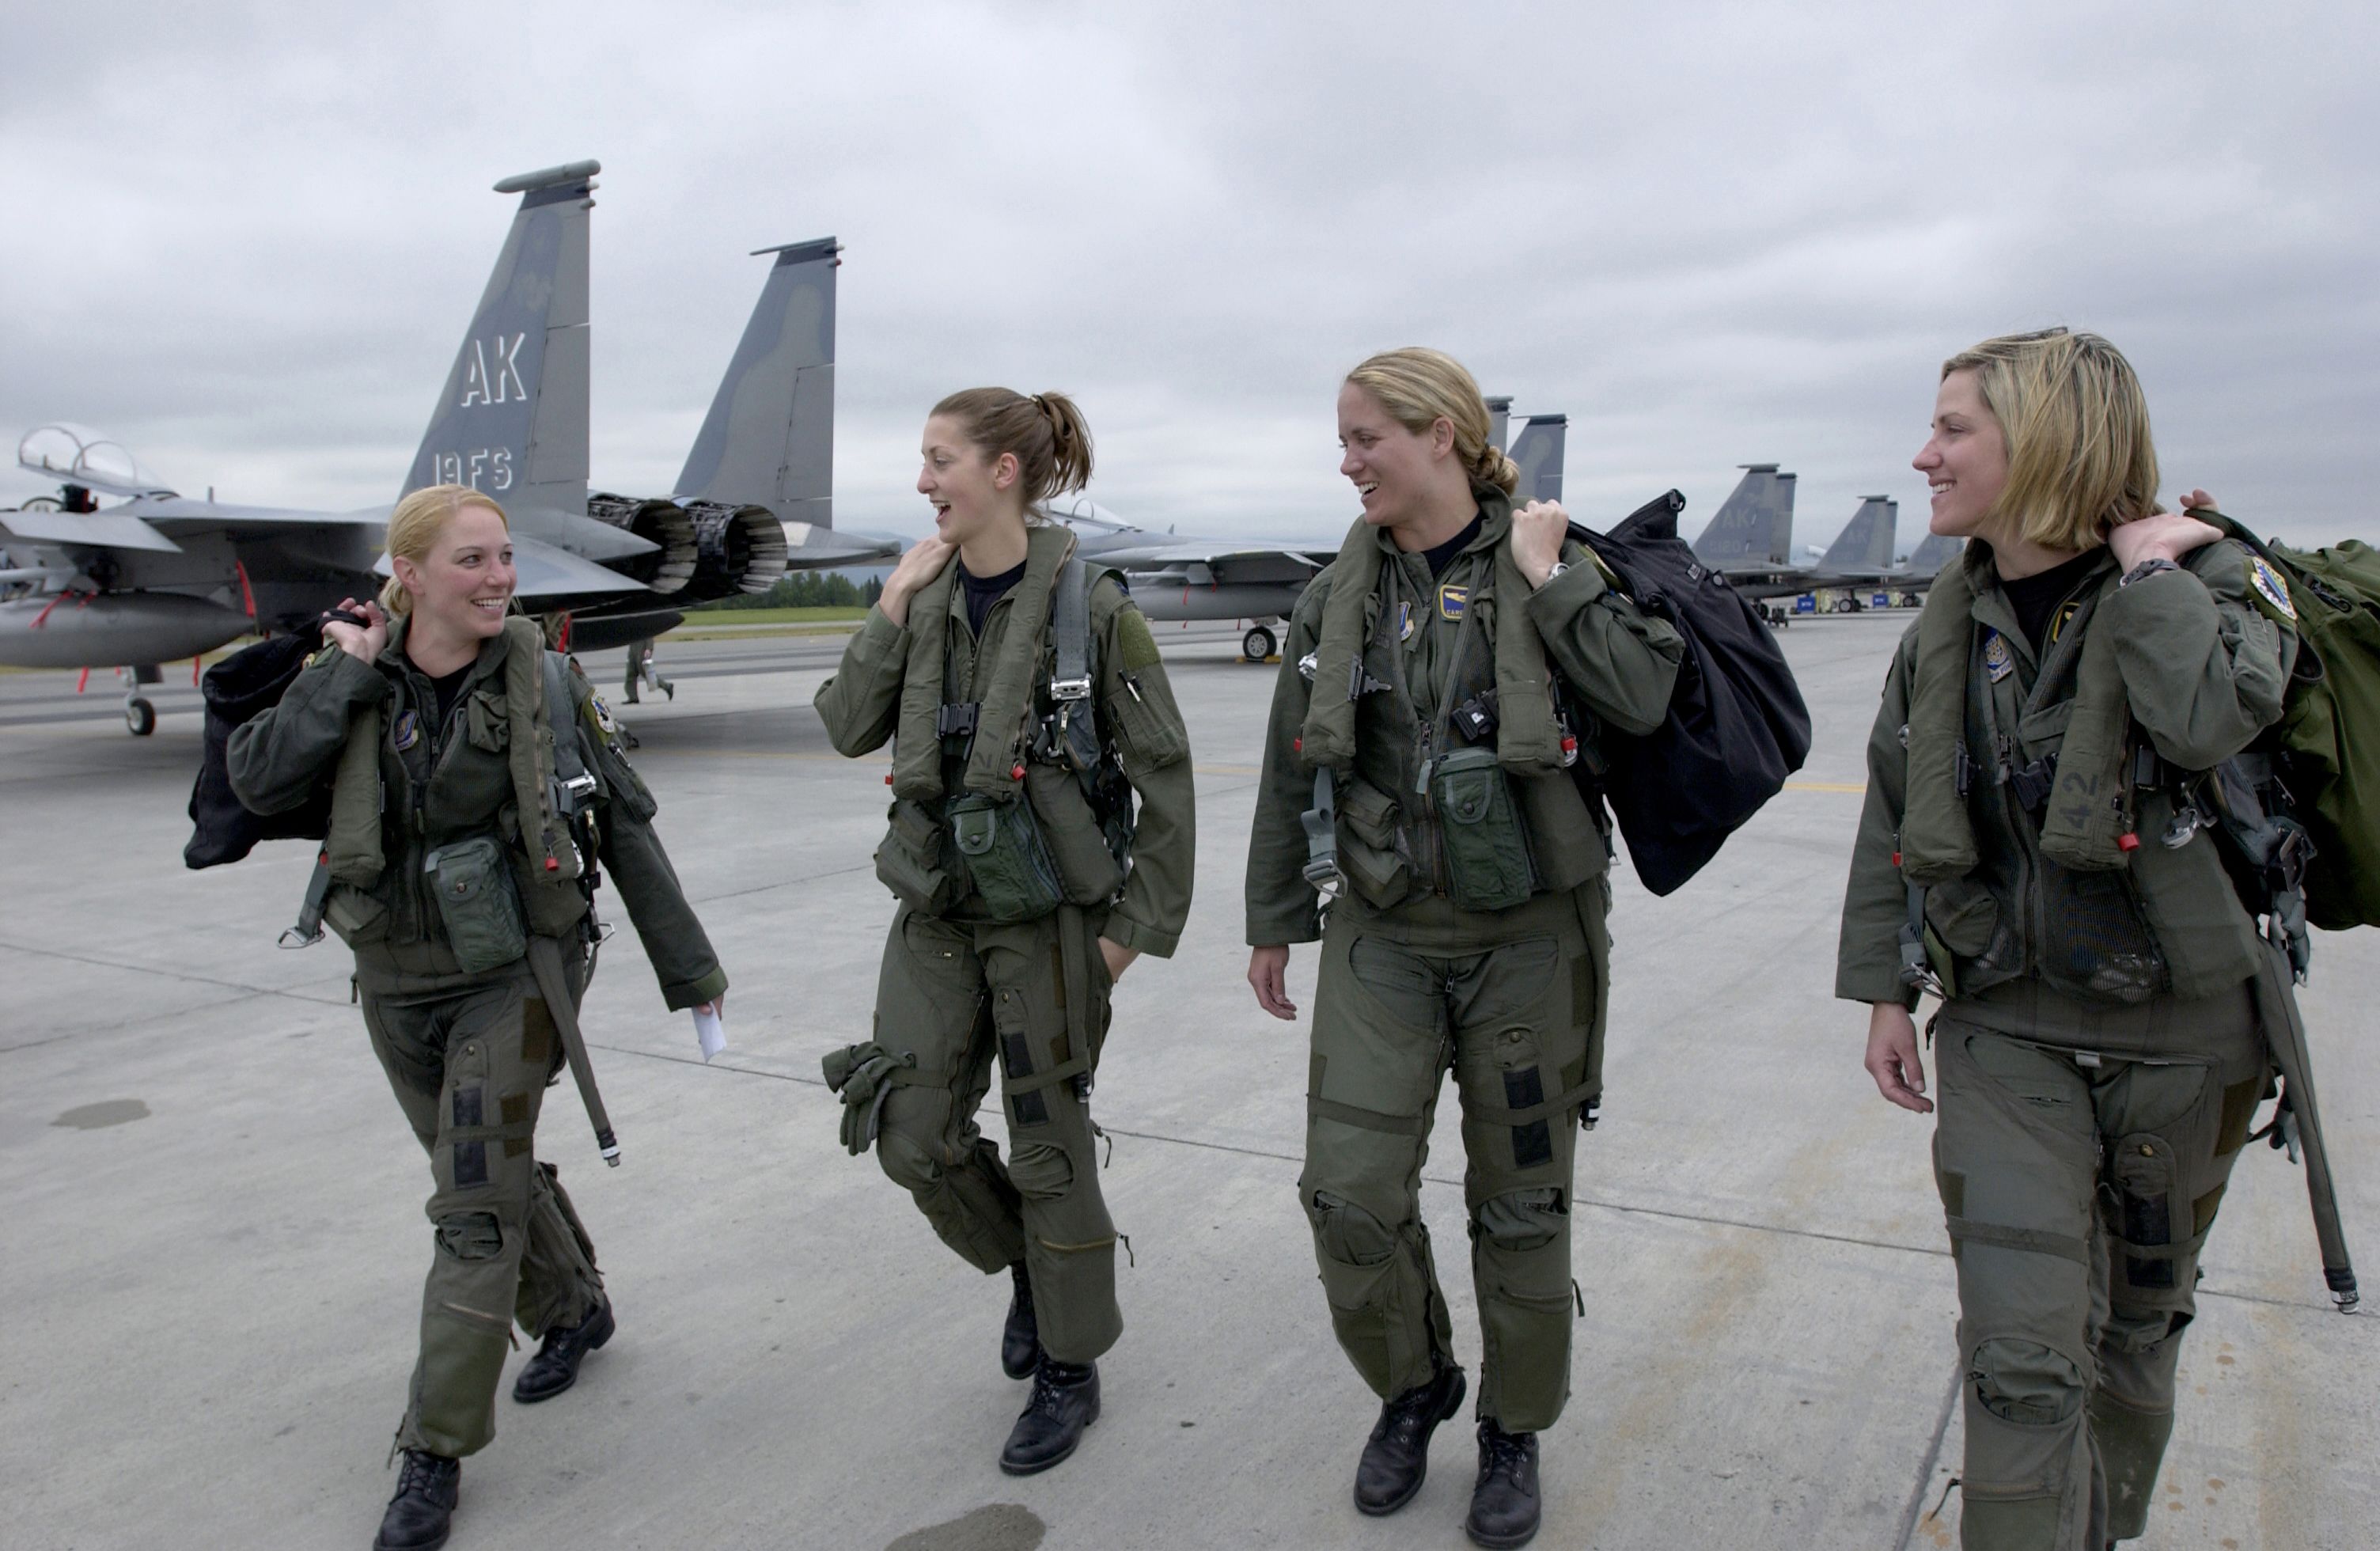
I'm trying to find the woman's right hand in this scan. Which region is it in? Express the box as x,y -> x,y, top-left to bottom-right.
1248,945 -> 1298,1021
878,537 -> 958,628
322,598 -> 388,663
1863,1001 -> 1932,1113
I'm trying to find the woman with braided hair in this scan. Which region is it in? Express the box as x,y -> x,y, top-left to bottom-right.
1245,348 -> 1684,1546
815,388 -> 1195,1475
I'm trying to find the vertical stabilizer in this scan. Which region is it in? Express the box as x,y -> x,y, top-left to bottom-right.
1485,396 -> 1512,461
1506,414 -> 1567,504
1694,465 -> 1796,567
1906,530 -> 1965,578
404,161 -> 597,517
1820,496 -> 1897,571
674,237 -> 840,528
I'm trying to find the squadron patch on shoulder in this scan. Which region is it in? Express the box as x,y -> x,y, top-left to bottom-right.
392,708 -> 422,751
1983,631 -> 2015,683
1397,601 -> 1416,642
1115,607 -> 1163,670
2247,556 -> 2298,620
1438,582 -> 1469,622
587,692 -> 620,736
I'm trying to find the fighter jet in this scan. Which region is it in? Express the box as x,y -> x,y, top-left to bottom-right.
1051,404 -> 1568,662
1685,466 -> 1948,620
0,159 -> 891,731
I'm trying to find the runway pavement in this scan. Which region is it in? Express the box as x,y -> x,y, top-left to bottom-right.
2,612 -> 2371,1549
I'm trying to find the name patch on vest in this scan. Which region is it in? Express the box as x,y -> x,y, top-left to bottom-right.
392,708 -> 423,751
1983,631 -> 2014,683
1438,582 -> 1469,621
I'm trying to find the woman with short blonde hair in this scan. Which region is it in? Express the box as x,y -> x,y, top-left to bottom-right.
1840,328 -> 2300,1548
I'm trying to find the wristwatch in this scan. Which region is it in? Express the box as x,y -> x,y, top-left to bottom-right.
2119,557 -> 2181,588
1541,561 -> 1569,586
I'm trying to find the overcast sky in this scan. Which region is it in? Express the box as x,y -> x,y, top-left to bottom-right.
4,2 -> 2374,554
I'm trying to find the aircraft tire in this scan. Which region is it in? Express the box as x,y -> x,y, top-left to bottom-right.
1243,625 -> 1277,662
126,697 -> 157,737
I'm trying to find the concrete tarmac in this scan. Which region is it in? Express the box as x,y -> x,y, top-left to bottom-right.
1,613 -> 2371,1550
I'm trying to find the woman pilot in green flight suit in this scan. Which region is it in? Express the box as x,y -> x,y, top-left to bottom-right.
1840,328 -> 2302,1551
813,388 -> 1195,1477
1245,348 -> 1685,1549
229,484 -> 727,1551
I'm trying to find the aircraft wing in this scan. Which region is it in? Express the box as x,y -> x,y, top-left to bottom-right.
784,521 -> 899,568
1117,541 -> 1330,588
0,506 -> 182,552
366,531 -> 651,605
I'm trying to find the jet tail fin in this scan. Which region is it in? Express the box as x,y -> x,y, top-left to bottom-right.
404,161 -> 597,518
1907,530 -> 1965,577
1506,415 -> 1567,504
1821,496 -> 1897,571
674,237 -> 840,527
1694,465 -> 1795,567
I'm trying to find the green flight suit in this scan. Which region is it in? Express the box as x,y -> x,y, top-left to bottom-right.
813,540 -> 1195,1363
1836,540 -> 2299,1549
230,621 -> 726,1458
1245,499 -> 1685,1431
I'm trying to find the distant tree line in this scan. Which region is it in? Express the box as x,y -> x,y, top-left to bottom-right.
692,571 -> 884,611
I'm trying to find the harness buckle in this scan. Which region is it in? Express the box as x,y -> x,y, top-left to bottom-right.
1048,675 -> 1093,703
934,702 -> 980,738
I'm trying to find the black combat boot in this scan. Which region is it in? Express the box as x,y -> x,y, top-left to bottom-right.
511,1296 -> 614,1404
1353,1363 -> 1467,1515
1002,1260 -> 1040,1379
373,1449 -> 459,1551
1465,1419 -> 1541,1549
999,1356 -> 1100,1475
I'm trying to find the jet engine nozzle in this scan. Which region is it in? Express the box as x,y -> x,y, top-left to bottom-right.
586,493 -> 697,593
685,502 -> 789,598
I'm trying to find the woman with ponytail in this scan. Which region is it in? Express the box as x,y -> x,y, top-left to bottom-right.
1243,349 -> 1685,1547
228,484 -> 726,1551
814,389 -> 1195,1476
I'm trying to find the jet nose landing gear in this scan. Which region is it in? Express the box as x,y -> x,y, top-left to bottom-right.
122,663 -> 162,736
1241,624 -> 1278,662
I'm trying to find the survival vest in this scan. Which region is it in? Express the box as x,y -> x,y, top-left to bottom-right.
874,529 -> 1134,921
1574,491 -> 1812,896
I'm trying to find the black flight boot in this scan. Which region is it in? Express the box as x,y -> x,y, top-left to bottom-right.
511,1296 -> 615,1404
1002,1260 -> 1041,1380
1465,1419 -> 1542,1549
999,1356 -> 1100,1475
373,1449 -> 459,1551
1353,1363 -> 1467,1515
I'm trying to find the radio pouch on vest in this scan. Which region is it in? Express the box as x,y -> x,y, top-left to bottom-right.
949,792 -> 1065,923
423,834 -> 530,973
1430,745 -> 1535,912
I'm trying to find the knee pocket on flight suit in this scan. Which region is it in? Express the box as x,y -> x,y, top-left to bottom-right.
1969,1335 -> 2085,1427
876,1128 -> 943,1194
1309,1189 -> 1437,1395
434,1211 -> 506,1261
1009,1140 -> 1076,1203
1311,1190 -> 1397,1267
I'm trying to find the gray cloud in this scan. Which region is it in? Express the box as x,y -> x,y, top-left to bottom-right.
3,1 -> 2374,554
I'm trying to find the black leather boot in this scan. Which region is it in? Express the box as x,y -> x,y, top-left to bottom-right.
511,1296 -> 614,1404
1002,1260 -> 1040,1380
1353,1363 -> 1467,1515
373,1450 -> 459,1551
1465,1419 -> 1541,1549
999,1356 -> 1100,1475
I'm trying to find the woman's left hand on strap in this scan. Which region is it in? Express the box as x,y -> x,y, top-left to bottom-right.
1512,500 -> 1570,590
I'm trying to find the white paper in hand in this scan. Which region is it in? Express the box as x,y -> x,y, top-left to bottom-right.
692,1006 -> 726,1062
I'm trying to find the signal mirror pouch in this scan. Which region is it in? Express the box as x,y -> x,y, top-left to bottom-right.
877,798 -> 966,916
424,834 -> 529,973
948,791 -> 1066,923
1431,745 -> 1536,913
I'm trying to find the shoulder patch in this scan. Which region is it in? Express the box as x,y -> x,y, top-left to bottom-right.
586,692 -> 620,736
2246,555 -> 2297,620
1115,607 -> 1162,670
